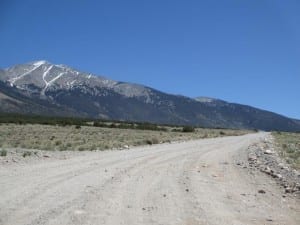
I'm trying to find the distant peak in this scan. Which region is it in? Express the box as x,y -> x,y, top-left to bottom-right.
32,60 -> 49,67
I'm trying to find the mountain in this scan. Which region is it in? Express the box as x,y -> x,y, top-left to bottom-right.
0,60 -> 299,131
0,79 -> 81,117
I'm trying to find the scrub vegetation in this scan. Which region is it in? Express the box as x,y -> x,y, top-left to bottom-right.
0,123 -> 250,151
272,132 -> 300,170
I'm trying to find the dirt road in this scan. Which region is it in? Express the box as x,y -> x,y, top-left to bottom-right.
0,133 -> 299,225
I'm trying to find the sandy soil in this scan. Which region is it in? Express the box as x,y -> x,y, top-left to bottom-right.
0,133 -> 299,225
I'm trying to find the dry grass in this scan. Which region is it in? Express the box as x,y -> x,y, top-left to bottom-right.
272,132 -> 300,170
0,124 -> 250,151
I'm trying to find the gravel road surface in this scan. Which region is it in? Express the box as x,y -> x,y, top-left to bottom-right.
0,133 -> 299,225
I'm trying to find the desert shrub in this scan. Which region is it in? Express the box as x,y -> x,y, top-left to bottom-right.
93,121 -> 105,127
171,128 -> 181,132
75,125 -> 81,129
43,143 -> 52,150
145,138 -> 159,145
55,140 -> 62,146
182,126 -> 195,132
89,144 -> 97,151
136,123 -> 167,131
0,149 -> 7,157
22,151 -> 32,157
118,123 -> 133,129
286,148 -> 295,153
66,143 -> 72,148
50,135 -> 55,140
56,144 -> 65,151
219,131 -> 226,135
151,137 -> 159,144
110,123 -> 117,128
145,139 -> 153,145
78,146 -> 85,151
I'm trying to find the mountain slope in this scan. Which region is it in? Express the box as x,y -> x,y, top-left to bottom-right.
0,60 -> 299,131
0,80 -> 81,117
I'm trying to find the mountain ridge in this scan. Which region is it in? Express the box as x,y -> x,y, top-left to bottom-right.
0,60 -> 299,132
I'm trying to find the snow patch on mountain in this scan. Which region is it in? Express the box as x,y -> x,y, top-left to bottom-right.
9,63 -> 43,85
195,97 -> 219,103
4,60 -> 155,103
33,60 -> 48,67
42,71 -> 65,95
42,65 -> 53,82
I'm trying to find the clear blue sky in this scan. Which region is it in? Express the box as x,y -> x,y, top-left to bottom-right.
1,0 -> 299,119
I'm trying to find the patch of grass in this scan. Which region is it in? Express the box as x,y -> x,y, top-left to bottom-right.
272,132 -> 300,170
